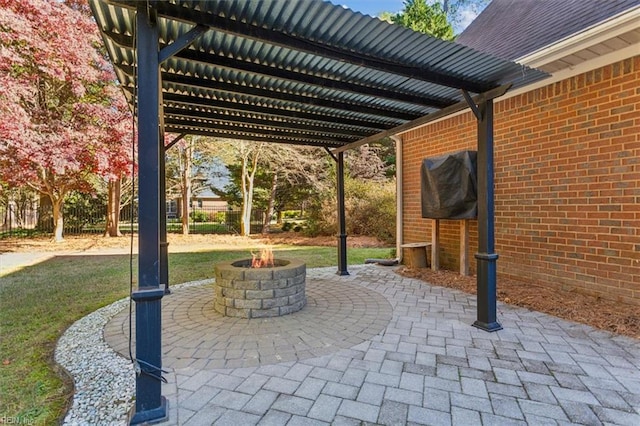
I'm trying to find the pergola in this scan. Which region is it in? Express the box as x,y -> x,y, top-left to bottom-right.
89,1 -> 547,423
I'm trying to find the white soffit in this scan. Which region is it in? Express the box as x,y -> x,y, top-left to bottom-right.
517,6 -> 640,70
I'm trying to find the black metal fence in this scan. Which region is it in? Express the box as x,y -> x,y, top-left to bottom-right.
168,208 -> 265,235
0,201 -> 264,237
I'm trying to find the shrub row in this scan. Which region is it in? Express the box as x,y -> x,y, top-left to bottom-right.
305,178 -> 396,244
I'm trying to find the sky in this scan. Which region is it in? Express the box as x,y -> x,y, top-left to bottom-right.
336,0 -> 406,16
338,0 -> 404,16
334,0 -> 482,34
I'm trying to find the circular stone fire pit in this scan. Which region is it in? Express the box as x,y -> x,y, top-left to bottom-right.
213,258 -> 306,318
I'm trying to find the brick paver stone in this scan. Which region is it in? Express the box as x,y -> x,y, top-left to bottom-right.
307,394 -> 342,422
378,399 -> 409,425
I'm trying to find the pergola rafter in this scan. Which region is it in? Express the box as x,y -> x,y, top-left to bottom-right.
104,30 -> 460,109
162,106 -> 382,138
160,91 -> 399,128
159,72 -> 427,121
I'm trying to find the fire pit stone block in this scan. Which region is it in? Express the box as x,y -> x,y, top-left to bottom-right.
214,258 -> 306,318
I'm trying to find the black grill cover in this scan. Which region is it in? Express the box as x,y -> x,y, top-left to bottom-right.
421,150 -> 477,219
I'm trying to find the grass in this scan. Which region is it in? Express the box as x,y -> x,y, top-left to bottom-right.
0,245 -> 392,424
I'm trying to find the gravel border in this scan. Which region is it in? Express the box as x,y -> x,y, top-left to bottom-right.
55,279 -> 214,425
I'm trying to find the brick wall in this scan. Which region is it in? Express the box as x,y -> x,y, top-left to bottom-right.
402,56 -> 640,305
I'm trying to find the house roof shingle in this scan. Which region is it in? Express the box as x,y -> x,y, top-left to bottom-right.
456,0 -> 640,61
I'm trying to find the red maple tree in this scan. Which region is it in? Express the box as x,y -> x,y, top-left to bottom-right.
0,0 -> 133,241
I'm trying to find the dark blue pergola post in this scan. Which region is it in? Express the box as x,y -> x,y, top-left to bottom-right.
160,133 -> 170,295
473,98 -> 502,332
336,151 -> 349,276
324,148 -> 349,276
130,3 -> 168,424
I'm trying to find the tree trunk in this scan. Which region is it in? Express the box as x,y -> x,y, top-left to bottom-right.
262,173 -> 278,234
15,195 -> 26,227
1,202 -> 9,230
37,193 -> 53,231
32,168 -> 67,241
51,196 -> 64,242
240,152 -> 249,236
241,168 -> 254,236
240,150 -> 257,236
181,141 -> 192,235
241,197 -> 251,236
181,173 -> 191,235
104,178 -> 123,237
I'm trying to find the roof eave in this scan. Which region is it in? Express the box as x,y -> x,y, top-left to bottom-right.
516,5 -> 640,68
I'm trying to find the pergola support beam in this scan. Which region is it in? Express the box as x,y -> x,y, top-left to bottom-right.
461,90 -> 481,120
164,133 -> 186,152
332,151 -> 349,276
472,98 -> 503,333
158,24 -> 208,64
129,3 -> 167,424
324,146 -> 337,162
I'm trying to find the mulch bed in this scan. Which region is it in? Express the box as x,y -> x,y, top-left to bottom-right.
397,267 -> 640,340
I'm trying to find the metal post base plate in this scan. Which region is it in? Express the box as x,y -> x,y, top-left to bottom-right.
472,320 -> 503,332
129,396 -> 168,425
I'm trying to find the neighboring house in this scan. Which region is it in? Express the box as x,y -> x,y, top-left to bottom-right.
168,188 -> 228,219
401,0 -> 640,304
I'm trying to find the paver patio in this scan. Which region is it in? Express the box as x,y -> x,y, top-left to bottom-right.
105,265 -> 640,425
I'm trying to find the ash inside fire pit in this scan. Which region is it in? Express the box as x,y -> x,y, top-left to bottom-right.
214,258 -> 306,318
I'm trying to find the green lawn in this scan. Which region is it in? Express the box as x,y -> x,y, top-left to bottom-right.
0,245 -> 393,424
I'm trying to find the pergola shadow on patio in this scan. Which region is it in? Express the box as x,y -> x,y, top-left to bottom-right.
88,0 -> 548,422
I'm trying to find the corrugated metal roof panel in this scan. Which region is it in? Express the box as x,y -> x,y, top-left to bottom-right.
89,0 -> 549,147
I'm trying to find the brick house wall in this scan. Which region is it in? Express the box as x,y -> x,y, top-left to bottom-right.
402,56 -> 640,305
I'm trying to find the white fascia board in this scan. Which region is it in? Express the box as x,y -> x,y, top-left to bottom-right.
505,42 -> 640,99
517,6 -> 640,68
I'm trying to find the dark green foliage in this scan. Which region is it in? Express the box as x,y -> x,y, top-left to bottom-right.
305,178 -> 396,244
282,210 -> 301,219
62,192 -> 107,233
392,0 -> 455,40
189,210 -> 209,223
